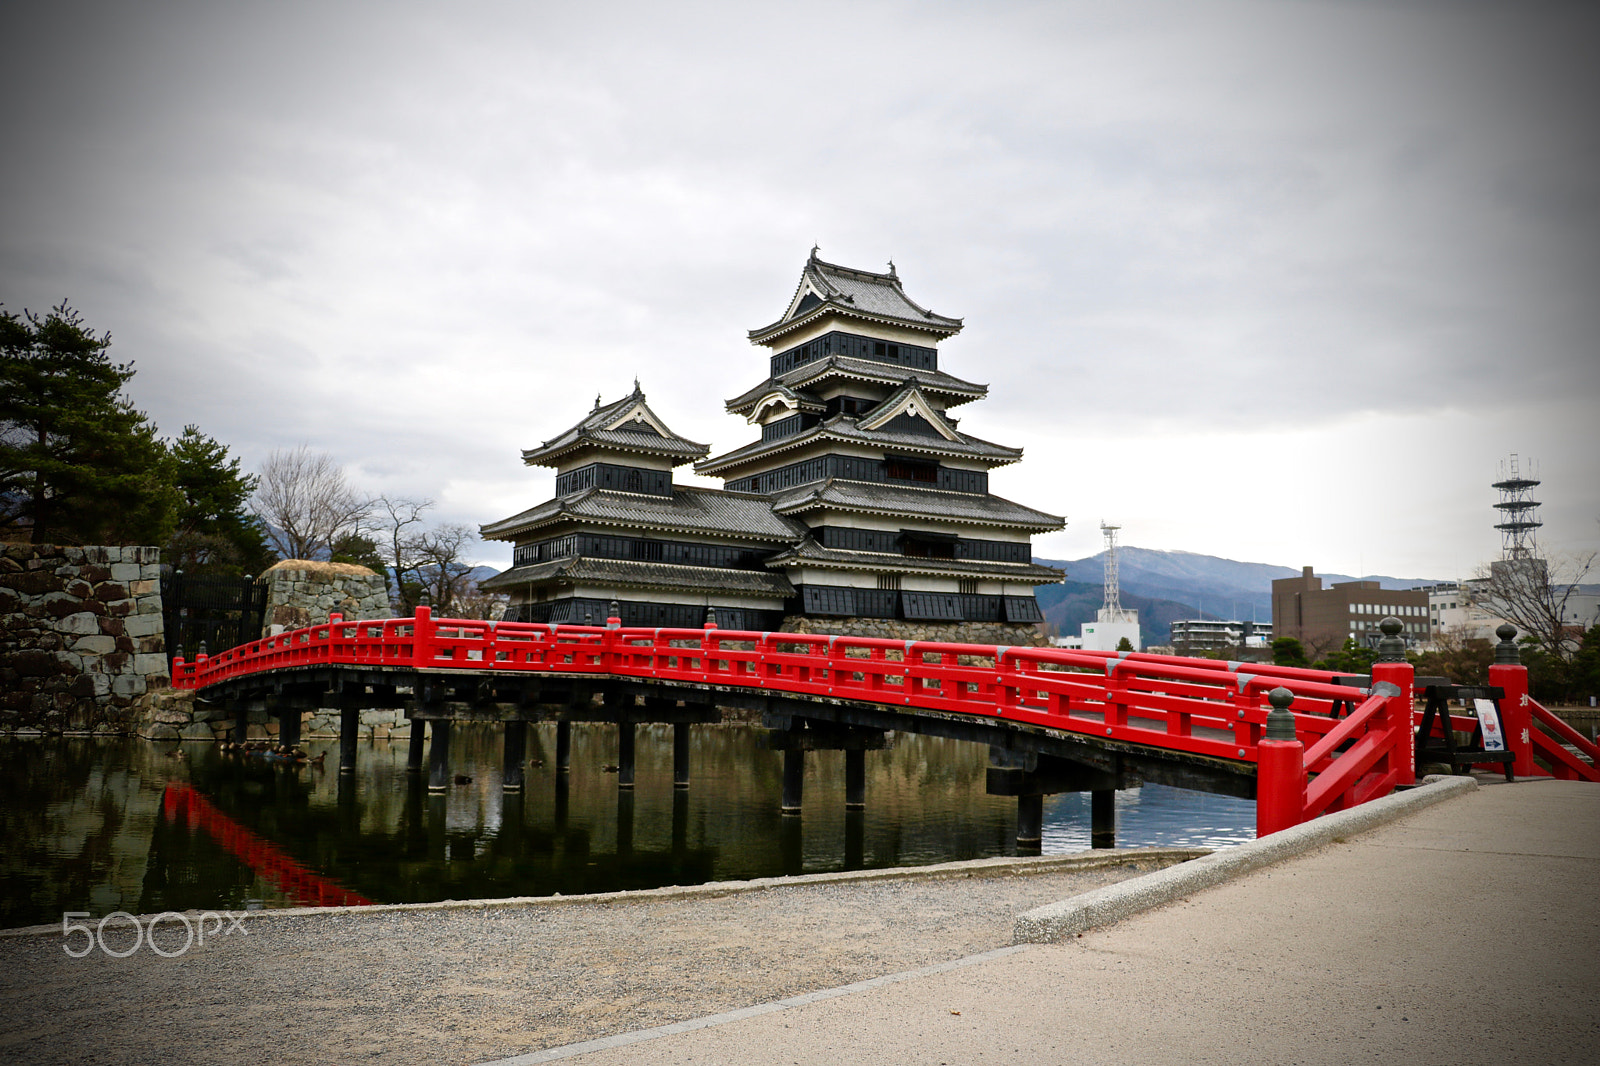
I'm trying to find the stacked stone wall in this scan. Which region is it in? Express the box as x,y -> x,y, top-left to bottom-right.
1,544 -> 167,733
261,560 -> 393,631
778,615 -> 1050,648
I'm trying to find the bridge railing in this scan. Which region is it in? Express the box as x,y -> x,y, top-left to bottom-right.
172,609 -> 1428,836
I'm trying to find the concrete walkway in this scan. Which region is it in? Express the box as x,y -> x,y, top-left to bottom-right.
490,777 -> 1600,1066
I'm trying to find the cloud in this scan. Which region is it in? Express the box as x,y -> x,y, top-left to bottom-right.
2,0 -> 1595,575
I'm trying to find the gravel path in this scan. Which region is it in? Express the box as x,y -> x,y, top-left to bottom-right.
0,851 -> 1197,1066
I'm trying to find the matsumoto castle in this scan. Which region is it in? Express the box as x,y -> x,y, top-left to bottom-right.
481,250 -> 1065,644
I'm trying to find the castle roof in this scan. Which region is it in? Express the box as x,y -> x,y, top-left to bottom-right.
696,412 -> 1024,476
480,485 -> 807,543
480,556 -> 795,598
521,384 -> 709,468
764,538 -> 1064,584
768,479 -> 1065,532
725,357 -> 987,417
749,250 -> 964,346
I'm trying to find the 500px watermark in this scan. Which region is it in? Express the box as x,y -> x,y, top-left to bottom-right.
61,911 -> 248,958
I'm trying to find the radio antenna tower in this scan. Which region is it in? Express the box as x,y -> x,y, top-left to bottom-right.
1492,453 -> 1542,560
1099,522 -> 1136,624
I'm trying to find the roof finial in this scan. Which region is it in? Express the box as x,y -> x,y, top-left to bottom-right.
887,258 -> 897,278
633,376 -> 641,395
809,243 -> 820,261
593,393 -> 601,410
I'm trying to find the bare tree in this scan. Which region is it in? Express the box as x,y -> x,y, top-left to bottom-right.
369,494 -> 433,611
412,522 -> 480,615
250,445 -> 370,560
1475,550 -> 1598,660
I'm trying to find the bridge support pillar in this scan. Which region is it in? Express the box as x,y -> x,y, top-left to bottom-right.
503,720 -> 527,793
782,749 -> 804,815
845,749 -> 866,811
406,719 -> 426,774
617,721 -> 636,790
1091,789 -> 1115,849
427,720 -> 453,793
339,708 -> 359,774
279,707 -> 302,751
232,703 -> 248,745
555,720 -> 572,774
1016,794 -> 1043,853
673,723 -> 691,789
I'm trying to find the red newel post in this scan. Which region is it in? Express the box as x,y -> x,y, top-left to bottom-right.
1255,686 -> 1306,837
414,604 -> 434,667
1370,618 -> 1417,788
1488,623 -> 1535,778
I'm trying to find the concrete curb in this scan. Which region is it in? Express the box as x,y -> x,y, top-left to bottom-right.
1013,774 -> 1479,943
0,847 -> 1205,939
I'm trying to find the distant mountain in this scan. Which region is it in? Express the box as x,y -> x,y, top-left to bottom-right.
1034,547 -> 1445,645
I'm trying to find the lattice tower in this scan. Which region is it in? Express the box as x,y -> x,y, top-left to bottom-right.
1098,522 -> 1137,624
1492,453 -> 1542,560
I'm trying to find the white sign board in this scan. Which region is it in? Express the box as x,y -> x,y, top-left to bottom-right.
1473,698 -> 1506,751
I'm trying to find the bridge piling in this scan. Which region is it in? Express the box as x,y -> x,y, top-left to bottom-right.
617,722 -> 636,789
782,749 -> 804,815
503,720 -> 527,792
279,705 -> 302,751
339,708 -> 358,774
1091,789 -> 1115,848
844,749 -> 866,811
232,702 -> 248,745
427,720 -> 453,793
673,723 -> 691,789
1016,794 -> 1043,853
555,720 -> 572,774
406,720 -> 426,774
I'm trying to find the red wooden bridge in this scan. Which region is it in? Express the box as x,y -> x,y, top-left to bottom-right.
171,607 -> 1598,841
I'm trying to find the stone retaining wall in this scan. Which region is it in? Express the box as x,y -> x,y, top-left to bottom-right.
135,688 -> 412,742
261,559 -> 392,632
1,544 -> 167,733
779,615 -> 1051,648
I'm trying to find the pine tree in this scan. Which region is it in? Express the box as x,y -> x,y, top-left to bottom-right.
165,425 -> 275,574
0,303 -> 178,544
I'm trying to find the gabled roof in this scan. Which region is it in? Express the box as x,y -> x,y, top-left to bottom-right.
854,383 -> 961,442
725,358 -> 988,417
521,383 -> 710,468
768,479 -> 1065,532
480,556 -> 795,598
764,538 -> 1065,585
696,413 -> 1025,476
480,485 -> 809,543
749,250 -> 964,346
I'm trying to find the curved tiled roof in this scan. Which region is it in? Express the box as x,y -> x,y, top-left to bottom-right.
725,358 -> 987,416
480,556 -> 795,598
763,539 -> 1065,584
480,486 -> 809,543
749,252 -> 963,345
696,414 -> 1024,476
768,479 -> 1065,531
522,385 -> 709,468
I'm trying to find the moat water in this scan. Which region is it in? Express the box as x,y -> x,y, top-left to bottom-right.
0,726 -> 1256,928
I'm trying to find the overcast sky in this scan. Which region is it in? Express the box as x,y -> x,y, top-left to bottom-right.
4,0 -> 1596,583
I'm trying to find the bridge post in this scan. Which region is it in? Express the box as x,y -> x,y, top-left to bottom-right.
781,749 -> 804,815
427,719 -> 453,793
844,749 -> 866,811
555,720 -> 572,774
1091,789 -> 1115,849
844,809 -> 865,870
1016,794 -> 1043,853
617,722 -> 636,789
1372,618 -> 1417,788
279,705 -> 302,752
339,707 -> 359,774
1256,687 -> 1306,836
232,702 -> 248,745
406,719 -> 426,774
503,720 -> 527,793
673,723 -> 691,789
1488,624 -> 1535,778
